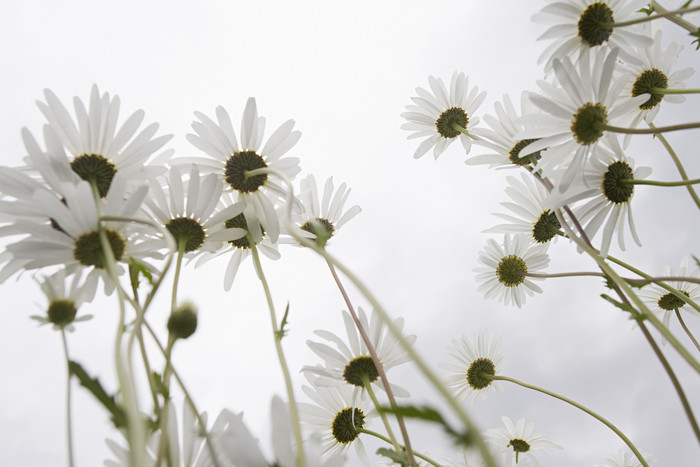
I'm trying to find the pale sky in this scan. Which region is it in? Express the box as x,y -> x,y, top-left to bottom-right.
1,1 -> 699,466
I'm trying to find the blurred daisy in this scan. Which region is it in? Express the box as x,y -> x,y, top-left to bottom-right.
547,146 -> 651,258
30,268 -> 95,331
521,47 -> 649,191
186,98 -> 302,243
484,173 -> 561,244
533,0 -> 652,71
288,174 -> 361,247
638,257 -> 700,329
439,329 -> 504,403
485,416 -> 561,466
401,72 -> 486,159
303,307 -> 414,399
475,234 -> 550,308
35,85 -> 173,198
595,448 -> 654,467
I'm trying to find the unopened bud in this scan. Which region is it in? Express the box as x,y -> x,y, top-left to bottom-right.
167,302 -> 198,340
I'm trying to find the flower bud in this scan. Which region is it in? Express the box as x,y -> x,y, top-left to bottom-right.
167,302 -> 198,340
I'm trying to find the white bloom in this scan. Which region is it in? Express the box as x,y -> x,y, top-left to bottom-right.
485,416 -> 561,467
595,448 -> 655,467
638,257 -> 700,329
30,268 -> 95,331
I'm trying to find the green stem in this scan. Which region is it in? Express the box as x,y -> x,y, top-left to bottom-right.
155,336 -> 176,467
620,178 -> 700,187
604,122 -> 700,134
249,242 -> 306,467
359,428 -> 444,467
452,122 -> 481,140
61,329 -> 75,467
650,1 -> 700,32
171,244 -> 186,310
599,5 -> 700,27
362,376 -> 401,454
676,308 -> 700,352
487,374 -> 649,467
650,87 -> 700,95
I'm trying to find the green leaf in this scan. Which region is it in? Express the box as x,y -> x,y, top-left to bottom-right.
600,294 -> 643,320
151,371 -> 169,399
379,405 -> 474,448
276,302 -> 290,340
376,448 -> 409,466
129,257 -> 154,287
69,360 -> 127,428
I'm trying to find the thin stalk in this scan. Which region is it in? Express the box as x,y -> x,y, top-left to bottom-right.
170,245 -> 186,311
599,5 -> 700,27
604,122 -> 700,134
620,178 -> 700,187
155,337 -> 176,467
359,428 -> 444,467
650,1 -> 699,32
486,375 -> 649,467
650,87 -> 700,95
61,329 -> 75,467
362,375 -> 401,455
675,309 -> 700,352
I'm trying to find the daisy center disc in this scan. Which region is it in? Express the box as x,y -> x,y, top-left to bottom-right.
47,299 -> 77,328
73,228 -> 126,268
658,291 -> 689,311
532,210 -> 561,244
508,438 -> 531,463
71,154 -> 117,198
496,255 -> 527,287
466,357 -> 495,390
331,407 -> 366,444
301,217 -> 335,247
225,150 -> 268,193
165,217 -> 206,253
343,356 -> 379,387
224,213 -> 264,249
571,102 -> 608,145
632,68 -> 669,110
577,2 -> 614,46
509,139 -> 542,166
436,107 -> 469,138
602,160 -> 634,204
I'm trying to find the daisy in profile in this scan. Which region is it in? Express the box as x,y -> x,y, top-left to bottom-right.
439,329 -> 504,403
302,307 -> 414,399
547,145 -> 651,258
484,173 -> 561,245
30,268 -> 95,331
485,416 -> 561,466
401,72 -> 486,160
35,85 -> 173,198
287,174 -> 361,247
475,234 -> 550,308
186,98 -> 302,243
533,0 -> 652,71
595,448 -> 654,467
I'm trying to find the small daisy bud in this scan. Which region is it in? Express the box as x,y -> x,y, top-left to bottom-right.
167,302 -> 198,340
301,218 -> 334,247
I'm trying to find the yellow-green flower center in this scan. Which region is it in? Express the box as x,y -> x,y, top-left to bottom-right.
466,357 -> 495,390
70,154 -> 117,198
632,68 -> 669,110
602,160 -> 634,204
73,228 -> 126,268
343,356 -> 379,387
166,217 -> 206,253
225,150 -> 268,193
496,255 -> 527,287
47,299 -> 77,328
578,2 -> 614,47
571,102 -> 608,145
331,407 -> 366,444
532,210 -> 561,244
436,107 -> 469,138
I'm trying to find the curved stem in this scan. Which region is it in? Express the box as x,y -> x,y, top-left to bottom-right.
61,329 -> 75,467
362,375 -> 401,455
621,178 -> 700,187
604,122 -> 700,134
249,242 -> 306,467
599,5 -> 700,27
487,374 -> 649,467
359,428 -> 444,467
650,1 -> 699,32
155,337 -> 176,467
675,308 -> 700,352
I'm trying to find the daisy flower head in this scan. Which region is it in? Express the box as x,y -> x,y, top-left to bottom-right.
289,174 -> 362,248
30,268 -> 96,331
485,416 -> 561,466
475,234 -> 550,308
439,329 -> 504,403
302,307 -> 414,399
186,98 -> 302,243
638,257 -> 700,329
484,173 -> 561,244
35,85 -> 173,198
595,448 -> 654,467
401,72 -> 486,160
547,145 -> 651,258
533,0 -> 652,72
521,46 -> 649,191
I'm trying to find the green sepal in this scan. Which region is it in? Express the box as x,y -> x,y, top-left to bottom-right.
69,360 -> 127,428
129,257 -> 154,288
276,302 -> 290,340
376,448 -> 409,466
379,404 -> 473,448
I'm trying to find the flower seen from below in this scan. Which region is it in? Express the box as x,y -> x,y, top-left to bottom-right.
31,268 -> 95,331
595,448 -> 654,467
638,257 -> 700,329
485,416 -> 561,466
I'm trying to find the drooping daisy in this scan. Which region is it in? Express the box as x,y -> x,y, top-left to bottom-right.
185,98 -> 302,243
299,375 -> 375,464
547,145 -> 651,258
595,448 -> 654,467
475,234 -> 550,308
401,72 -> 486,160
520,47 -> 649,190
35,85 -> 173,198
533,0 -> 652,71
302,307 -> 414,399
439,329 -> 504,403
485,416 -> 561,466
30,268 -> 96,331
638,257 -> 700,329
287,174 -> 362,247
484,173 -> 561,244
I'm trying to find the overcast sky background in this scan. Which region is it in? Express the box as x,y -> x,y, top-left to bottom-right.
1,1 -> 700,465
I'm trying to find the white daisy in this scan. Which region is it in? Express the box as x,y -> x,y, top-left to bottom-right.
401,72 -> 486,160
185,98 -> 302,243
595,448 -> 654,467
520,46 -> 649,190
547,145 -> 651,258
533,0 -> 653,71
439,329 -> 504,403
35,85 -> 173,198
30,268 -> 96,331
475,234 -> 550,308
302,307 -> 414,399
638,257 -> 700,329
485,416 -> 561,467
484,173 -> 561,244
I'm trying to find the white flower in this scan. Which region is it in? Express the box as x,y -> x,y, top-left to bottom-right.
303,307 -> 414,400
547,146 -> 651,258
475,234 -> 550,308
533,0 -> 652,72
439,329 -> 504,403
485,416 -> 561,466
484,173 -> 560,244
30,268 -> 95,331
186,98 -> 302,243
638,257 -> 700,329
401,72 -> 486,160
520,47 -> 648,191
595,448 -> 655,467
